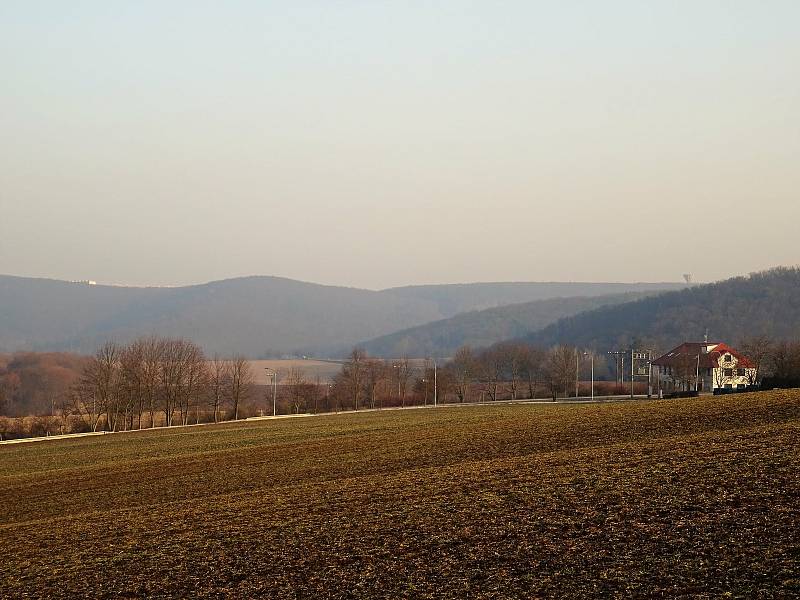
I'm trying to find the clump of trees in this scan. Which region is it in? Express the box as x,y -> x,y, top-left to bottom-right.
0,352 -> 88,417
442,342 -> 591,403
328,342 -> 598,408
70,337 -> 255,432
740,336 -> 800,389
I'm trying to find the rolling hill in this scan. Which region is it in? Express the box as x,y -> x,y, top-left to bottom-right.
0,274 -> 685,356
380,281 -> 686,316
523,267 -> 800,352
360,291 -> 659,357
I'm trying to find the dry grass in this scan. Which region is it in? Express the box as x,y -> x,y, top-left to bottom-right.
1,392 -> 798,598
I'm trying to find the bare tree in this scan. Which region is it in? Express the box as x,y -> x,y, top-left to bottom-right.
477,346 -> 504,401
414,361 -> 438,406
119,340 -> 146,430
766,340 -> 800,383
79,342 -> 122,431
70,378 -> 102,432
181,341 -> 207,425
159,339 -> 185,427
739,335 -> 773,386
672,352 -> 698,392
396,356 -> 413,407
141,337 -> 164,428
208,355 -> 230,423
364,360 -> 387,409
546,345 -> 576,400
338,348 -> 367,411
520,345 -> 546,399
228,355 -> 253,420
285,367 -> 307,414
311,375 -> 322,414
450,346 -> 475,403
494,342 -> 525,401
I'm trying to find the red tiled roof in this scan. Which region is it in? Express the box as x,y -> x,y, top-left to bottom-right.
652,342 -> 754,369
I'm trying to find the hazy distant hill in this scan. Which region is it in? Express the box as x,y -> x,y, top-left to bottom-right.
0,275 -> 685,356
360,292 -> 658,358
382,282 -> 686,316
523,267 -> 800,352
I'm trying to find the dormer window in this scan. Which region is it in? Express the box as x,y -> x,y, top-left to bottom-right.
724,354 -> 732,363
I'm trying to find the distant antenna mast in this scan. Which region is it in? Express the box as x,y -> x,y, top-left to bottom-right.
683,273 -> 692,284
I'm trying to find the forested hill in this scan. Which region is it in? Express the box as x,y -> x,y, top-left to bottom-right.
0,274 -> 685,356
360,292 -> 658,358
523,267 -> 800,352
381,281 -> 686,316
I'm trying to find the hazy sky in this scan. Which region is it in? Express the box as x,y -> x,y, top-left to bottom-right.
1,2 -> 798,289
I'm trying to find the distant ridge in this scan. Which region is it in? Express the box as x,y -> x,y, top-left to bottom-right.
359,291 -> 661,358
522,267 -> 800,352
0,274 -> 686,356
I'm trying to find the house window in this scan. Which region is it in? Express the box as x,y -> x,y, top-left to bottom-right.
724,368 -> 733,376
736,368 -> 746,376
724,354 -> 732,363
737,383 -> 746,389
724,384 -> 733,389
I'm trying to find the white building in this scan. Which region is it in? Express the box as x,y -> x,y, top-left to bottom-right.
652,342 -> 756,393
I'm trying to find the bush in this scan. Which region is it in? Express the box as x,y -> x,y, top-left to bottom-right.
66,416 -> 91,434
0,415 -> 12,440
27,416 -> 49,437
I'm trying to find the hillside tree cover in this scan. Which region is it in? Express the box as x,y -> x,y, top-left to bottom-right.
524,267 -> 800,352
361,292 -> 660,358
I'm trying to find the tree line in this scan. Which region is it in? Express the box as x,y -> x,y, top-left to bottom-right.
3,334 -> 800,440
329,342 -> 623,410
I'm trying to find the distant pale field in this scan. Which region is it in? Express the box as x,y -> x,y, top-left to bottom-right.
244,358 -> 430,384
245,359 -> 345,384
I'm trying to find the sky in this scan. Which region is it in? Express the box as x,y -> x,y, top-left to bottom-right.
1,1 -> 798,290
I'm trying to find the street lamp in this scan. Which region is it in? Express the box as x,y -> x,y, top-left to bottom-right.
583,351 -> 594,400
264,368 -> 277,416
393,364 -> 402,405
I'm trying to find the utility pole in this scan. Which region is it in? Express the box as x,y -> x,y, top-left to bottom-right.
584,351 -> 594,400
630,349 -> 634,399
265,368 -> 277,416
575,349 -> 580,398
608,350 -> 626,394
431,358 -> 438,407
695,354 -> 700,393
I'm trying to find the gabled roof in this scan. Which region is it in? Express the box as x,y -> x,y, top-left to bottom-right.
652,342 -> 754,369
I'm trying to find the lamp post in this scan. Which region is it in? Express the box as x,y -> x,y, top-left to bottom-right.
695,354 -> 701,393
393,364 -> 402,406
575,349 -> 580,398
583,351 -> 594,400
432,358 -> 437,407
264,368 -> 277,416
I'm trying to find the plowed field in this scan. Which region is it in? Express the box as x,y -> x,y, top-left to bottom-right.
2,392 -> 798,598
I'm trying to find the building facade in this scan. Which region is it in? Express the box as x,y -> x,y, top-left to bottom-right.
652,342 -> 756,393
